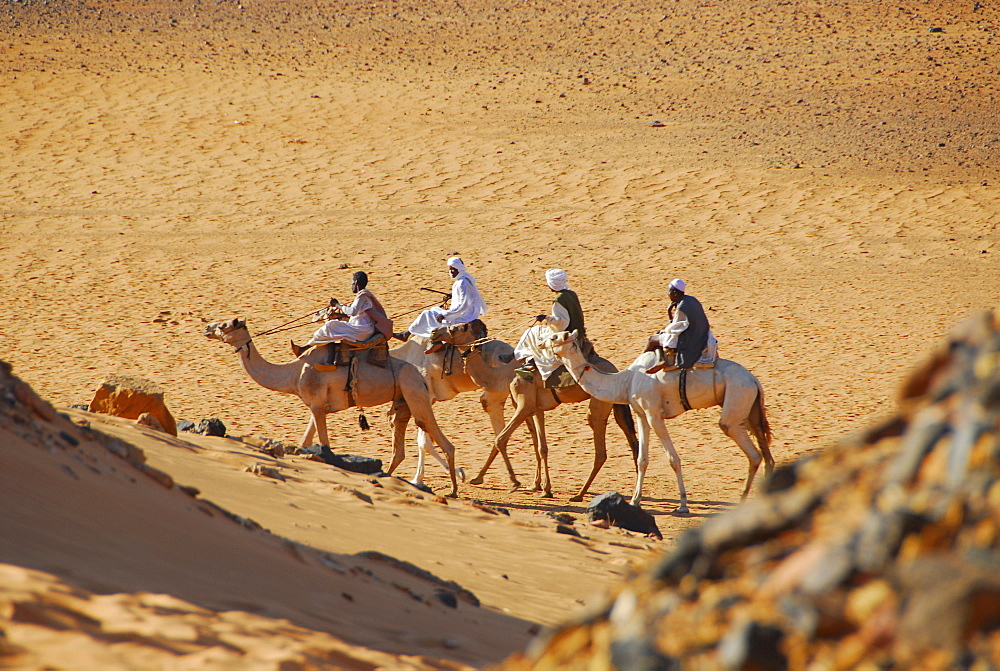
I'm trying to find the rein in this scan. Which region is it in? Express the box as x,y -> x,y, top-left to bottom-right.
251,308 -> 327,338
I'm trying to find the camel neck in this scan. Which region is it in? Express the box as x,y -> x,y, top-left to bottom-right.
233,336 -> 303,395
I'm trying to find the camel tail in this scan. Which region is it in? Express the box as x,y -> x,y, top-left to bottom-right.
612,403 -> 639,462
751,379 -> 775,468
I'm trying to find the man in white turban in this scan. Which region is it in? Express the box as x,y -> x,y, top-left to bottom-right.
513,268 -> 593,383
395,257 -> 488,353
645,278 -> 716,374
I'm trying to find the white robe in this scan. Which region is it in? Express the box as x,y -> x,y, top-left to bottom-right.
514,301 -> 571,381
408,273 -> 487,338
307,292 -> 376,344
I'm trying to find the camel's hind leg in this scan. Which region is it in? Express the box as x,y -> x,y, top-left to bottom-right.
719,392 -> 763,500
570,399 -> 613,502
386,401 -> 410,475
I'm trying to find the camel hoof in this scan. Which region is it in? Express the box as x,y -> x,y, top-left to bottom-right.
673,504 -> 690,515
569,495 -> 584,503
508,481 -> 522,492
456,467 -> 466,483
541,491 -> 553,499
531,485 -> 543,492
469,477 -> 484,486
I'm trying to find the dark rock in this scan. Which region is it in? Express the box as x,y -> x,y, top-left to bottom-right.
587,491 -> 662,539
434,590 -> 458,608
298,445 -> 382,474
197,417 -> 226,437
176,419 -> 196,432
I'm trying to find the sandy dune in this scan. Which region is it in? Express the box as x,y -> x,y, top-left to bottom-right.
1,0 -> 999,666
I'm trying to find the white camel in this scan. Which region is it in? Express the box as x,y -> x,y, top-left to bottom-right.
204,318 -> 460,497
546,330 -> 773,512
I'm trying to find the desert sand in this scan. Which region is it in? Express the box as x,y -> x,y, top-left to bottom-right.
1,0 -> 998,667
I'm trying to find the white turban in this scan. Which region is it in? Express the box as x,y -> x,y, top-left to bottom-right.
447,256 -> 465,272
545,268 -> 569,291
669,278 -> 686,292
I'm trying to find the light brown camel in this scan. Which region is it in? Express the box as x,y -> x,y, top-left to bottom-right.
457,328 -> 640,502
547,330 -> 774,512
204,318 -> 460,497
391,320 -> 539,484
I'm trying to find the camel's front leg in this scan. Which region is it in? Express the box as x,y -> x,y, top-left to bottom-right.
529,411 -> 552,497
471,393 -> 532,489
630,406 -> 652,509
300,415 -> 318,450
309,407 -> 330,448
572,399 -> 613,502
649,413 -> 688,514
416,420 -> 458,497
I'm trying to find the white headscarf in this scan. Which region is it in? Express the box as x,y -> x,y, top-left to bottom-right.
545,268 -> 569,291
669,278 -> 686,292
447,256 -> 486,315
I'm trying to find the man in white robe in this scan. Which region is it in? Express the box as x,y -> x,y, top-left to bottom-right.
514,268 -> 586,382
300,272 -> 380,349
396,257 -> 488,352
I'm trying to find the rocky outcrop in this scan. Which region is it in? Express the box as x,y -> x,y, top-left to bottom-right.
88,374 -> 177,437
505,311 -> 1000,670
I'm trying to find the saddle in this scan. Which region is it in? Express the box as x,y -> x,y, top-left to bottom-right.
544,337 -> 599,389
314,332 -> 389,373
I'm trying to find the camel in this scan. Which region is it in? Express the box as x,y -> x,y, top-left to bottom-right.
203,318 -> 460,497
391,320 -> 539,485
546,330 -> 774,512
458,328 -> 639,502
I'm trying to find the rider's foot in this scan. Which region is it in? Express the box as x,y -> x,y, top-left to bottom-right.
392,330 -> 411,342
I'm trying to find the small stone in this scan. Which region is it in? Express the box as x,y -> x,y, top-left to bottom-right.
197,417 -> 227,437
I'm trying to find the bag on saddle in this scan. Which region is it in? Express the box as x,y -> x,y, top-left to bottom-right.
315,333 -> 389,372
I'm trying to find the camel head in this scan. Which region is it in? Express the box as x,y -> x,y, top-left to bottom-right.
430,319 -> 488,346
545,330 -> 581,358
204,318 -> 250,347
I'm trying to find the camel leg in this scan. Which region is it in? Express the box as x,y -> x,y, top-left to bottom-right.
630,406 -> 653,509
300,415 -> 318,450
414,419 -> 459,497
570,399 -> 612,502
310,407 -> 330,448
648,413 -> 688,514
471,392 -> 532,489
387,401 -> 411,475
720,411 -> 763,501
749,392 -> 775,481
530,411 -> 552,497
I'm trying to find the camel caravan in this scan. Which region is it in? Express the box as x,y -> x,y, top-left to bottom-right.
204,260 -> 773,510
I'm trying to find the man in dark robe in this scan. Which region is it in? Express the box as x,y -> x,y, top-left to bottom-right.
645,278 -> 710,374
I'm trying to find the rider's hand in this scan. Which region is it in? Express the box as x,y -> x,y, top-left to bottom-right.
329,298 -> 339,307
435,313 -> 445,322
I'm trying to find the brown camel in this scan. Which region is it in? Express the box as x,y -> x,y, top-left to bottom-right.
449,326 -> 639,502
204,318 -> 460,496
391,320 -> 539,484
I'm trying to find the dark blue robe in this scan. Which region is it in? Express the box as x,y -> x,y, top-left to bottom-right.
674,295 -> 709,369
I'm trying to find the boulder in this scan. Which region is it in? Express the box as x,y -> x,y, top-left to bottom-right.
197,418 -> 226,437
88,374 -> 177,436
587,491 -> 662,539
298,445 -> 383,474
